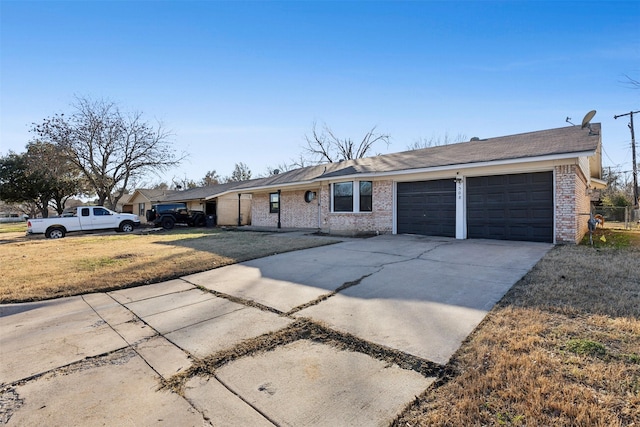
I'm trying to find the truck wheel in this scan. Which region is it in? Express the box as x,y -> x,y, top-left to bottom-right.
46,227 -> 66,239
119,221 -> 134,233
161,217 -> 175,230
194,215 -> 206,227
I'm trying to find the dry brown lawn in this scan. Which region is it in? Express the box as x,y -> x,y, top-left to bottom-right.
0,225 -> 339,303
395,228 -> 640,426
3,222 -> 639,425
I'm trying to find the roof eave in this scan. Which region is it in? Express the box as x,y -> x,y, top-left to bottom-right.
223,150 -> 597,193
589,178 -> 607,190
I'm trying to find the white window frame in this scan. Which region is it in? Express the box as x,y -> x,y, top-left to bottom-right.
331,181 -> 372,213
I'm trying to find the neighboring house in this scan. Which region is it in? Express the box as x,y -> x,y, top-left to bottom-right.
231,124 -> 605,244
155,182 -> 253,226
116,193 -> 134,213
125,189 -> 177,223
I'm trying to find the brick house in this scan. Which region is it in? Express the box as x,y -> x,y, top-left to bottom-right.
233,124 -> 604,244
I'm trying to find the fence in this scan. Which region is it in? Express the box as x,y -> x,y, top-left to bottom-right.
593,206 -> 639,229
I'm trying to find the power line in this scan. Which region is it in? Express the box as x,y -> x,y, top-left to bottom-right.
601,145 -> 620,165
614,110 -> 639,207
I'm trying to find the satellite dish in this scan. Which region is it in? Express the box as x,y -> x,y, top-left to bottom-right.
581,110 -> 597,129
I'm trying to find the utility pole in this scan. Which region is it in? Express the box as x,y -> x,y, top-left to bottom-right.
614,110 -> 639,207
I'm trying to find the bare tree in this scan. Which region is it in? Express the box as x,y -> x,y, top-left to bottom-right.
171,175 -> 197,190
31,97 -> 185,209
302,122 -> 390,164
152,182 -> 170,190
200,170 -> 221,186
407,132 -> 467,150
263,162 -> 294,177
289,154 -> 314,169
225,162 -> 252,182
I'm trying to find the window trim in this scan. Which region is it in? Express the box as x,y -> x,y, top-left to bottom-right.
332,182 -> 354,212
359,181 -> 373,212
269,192 -> 280,213
331,181 -> 373,213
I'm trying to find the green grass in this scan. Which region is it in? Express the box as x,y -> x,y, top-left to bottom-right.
566,338 -> 607,357
580,228 -> 635,248
0,222 -> 27,233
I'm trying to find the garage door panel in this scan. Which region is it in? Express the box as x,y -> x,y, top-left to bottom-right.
532,208 -> 552,218
468,194 -> 485,204
486,193 -> 505,203
508,192 -> 528,202
509,209 -> 528,219
507,175 -> 528,185
397,180 -> 455,237
467,172 -> 553,243
531,190 -> 551,201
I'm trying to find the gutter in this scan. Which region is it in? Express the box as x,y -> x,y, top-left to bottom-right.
225,150 -> 598,194
589,178 -> 607,190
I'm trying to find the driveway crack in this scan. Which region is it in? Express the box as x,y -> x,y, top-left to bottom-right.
285,270 -> 380,316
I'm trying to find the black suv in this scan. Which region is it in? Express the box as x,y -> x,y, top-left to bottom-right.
146,203 -> 206,229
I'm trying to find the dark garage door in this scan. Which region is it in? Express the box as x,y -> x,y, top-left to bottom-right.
467,172 -> 553,243
397,179 -> 456,237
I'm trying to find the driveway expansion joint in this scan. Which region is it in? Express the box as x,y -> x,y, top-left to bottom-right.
163,318 -> 443,396
212,374 -> 280,427
185,281 -> 285,316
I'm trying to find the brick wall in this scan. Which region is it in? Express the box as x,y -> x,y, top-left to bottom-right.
321,180 -> 393,234
250,180 -> 394,234
555,165 -> 590,244
251,190 -> 319,228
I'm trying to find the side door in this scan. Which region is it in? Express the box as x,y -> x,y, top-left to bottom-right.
89,207 -> 116,230
78,207 -> 94,230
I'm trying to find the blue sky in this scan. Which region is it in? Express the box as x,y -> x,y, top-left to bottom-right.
1,1 -> 639,185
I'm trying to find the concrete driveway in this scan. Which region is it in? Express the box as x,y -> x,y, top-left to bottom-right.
0,234 -> 550,426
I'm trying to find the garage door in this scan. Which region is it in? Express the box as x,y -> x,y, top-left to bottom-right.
467,172 -> 553,243
397,180 -> 456,237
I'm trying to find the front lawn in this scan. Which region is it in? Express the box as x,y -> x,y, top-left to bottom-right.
0,227 -> 339,303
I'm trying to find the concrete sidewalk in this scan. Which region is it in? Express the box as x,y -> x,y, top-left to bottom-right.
0,235 -> 551,426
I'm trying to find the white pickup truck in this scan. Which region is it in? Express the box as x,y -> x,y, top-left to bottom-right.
27,206 -> 140,239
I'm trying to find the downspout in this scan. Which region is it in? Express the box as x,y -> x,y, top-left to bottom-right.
237,193 -> 241,226
277,189 -> 281,229
317,186 -> 321,230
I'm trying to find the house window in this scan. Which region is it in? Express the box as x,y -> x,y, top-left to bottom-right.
359,181 -> 372,212
333,182 -> 354,212
138,203 -> 145,216
269,192 -> 279,213
332,181 -> 373,213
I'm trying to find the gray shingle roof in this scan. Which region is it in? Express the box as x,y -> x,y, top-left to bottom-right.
157,179 -> 266,202
233,124 -> 601,190
137,188 -> 177,201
